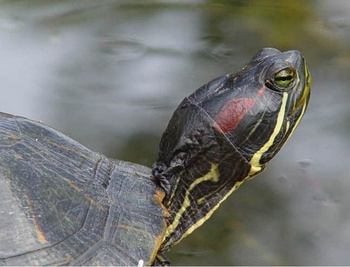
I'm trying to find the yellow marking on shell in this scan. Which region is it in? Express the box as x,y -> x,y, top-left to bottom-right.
149,189 -> 169,265
249,92 -> 288,169
64,178 -> 80,191
153,189 -> 170,218
164,163 -> 219,240
170,176 -> 247,247
24,191 -> 48,244
117,224 -> 151,235
33,218 -> 47,244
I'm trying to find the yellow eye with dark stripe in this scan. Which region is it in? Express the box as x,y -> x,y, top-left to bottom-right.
274,67 -> 296,88
265,66 -> 297,91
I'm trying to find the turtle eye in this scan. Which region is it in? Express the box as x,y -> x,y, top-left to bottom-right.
265,67 -> 296,91
273,67 -> 296,88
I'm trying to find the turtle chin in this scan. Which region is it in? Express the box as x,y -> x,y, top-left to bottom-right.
287,77 -> 311,122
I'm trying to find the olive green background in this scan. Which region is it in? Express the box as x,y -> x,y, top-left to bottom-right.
0,0 -> 349,265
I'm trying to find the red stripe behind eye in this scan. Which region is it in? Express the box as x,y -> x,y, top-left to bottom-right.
214,86 -> 266,133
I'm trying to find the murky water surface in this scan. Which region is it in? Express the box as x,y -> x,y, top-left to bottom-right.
0,0 -> 349,265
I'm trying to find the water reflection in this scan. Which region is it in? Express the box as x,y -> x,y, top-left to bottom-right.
0,0 -> 349,265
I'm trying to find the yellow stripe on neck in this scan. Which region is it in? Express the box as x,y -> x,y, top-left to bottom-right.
249,92 -> 288,171
169,175 -> 247,248
164,163 -> 219,241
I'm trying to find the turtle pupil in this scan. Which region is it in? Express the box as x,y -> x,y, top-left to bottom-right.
273,68 -> 295,88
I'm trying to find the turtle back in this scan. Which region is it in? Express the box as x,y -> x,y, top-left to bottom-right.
0,112 -> 166,265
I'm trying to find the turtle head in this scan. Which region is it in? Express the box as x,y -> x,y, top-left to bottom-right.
210,48 -> 311,171
152,48 -> 311,251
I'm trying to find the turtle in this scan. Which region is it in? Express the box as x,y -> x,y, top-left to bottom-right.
0,48 -> 311,266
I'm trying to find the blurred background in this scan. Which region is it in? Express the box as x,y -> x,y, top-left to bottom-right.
0,0 -> 349,265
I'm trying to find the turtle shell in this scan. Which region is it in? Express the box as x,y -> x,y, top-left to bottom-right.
0,112 -> 167,265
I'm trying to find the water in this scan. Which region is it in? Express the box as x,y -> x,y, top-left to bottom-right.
0,0 -> 349,265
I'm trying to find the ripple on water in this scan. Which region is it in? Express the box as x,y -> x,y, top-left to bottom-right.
100,38 -> 148,61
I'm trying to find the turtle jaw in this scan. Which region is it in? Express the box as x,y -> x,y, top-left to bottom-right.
282,52 -> 311,144
289,58 -> 311,118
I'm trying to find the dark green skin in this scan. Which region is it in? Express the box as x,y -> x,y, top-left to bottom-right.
0,113 -> 165,265
153,48 -> 310,251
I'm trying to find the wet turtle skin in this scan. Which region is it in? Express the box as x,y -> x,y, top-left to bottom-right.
0,112 -> 166,265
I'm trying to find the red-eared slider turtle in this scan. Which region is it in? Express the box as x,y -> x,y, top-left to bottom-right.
0,48 -> 311,266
